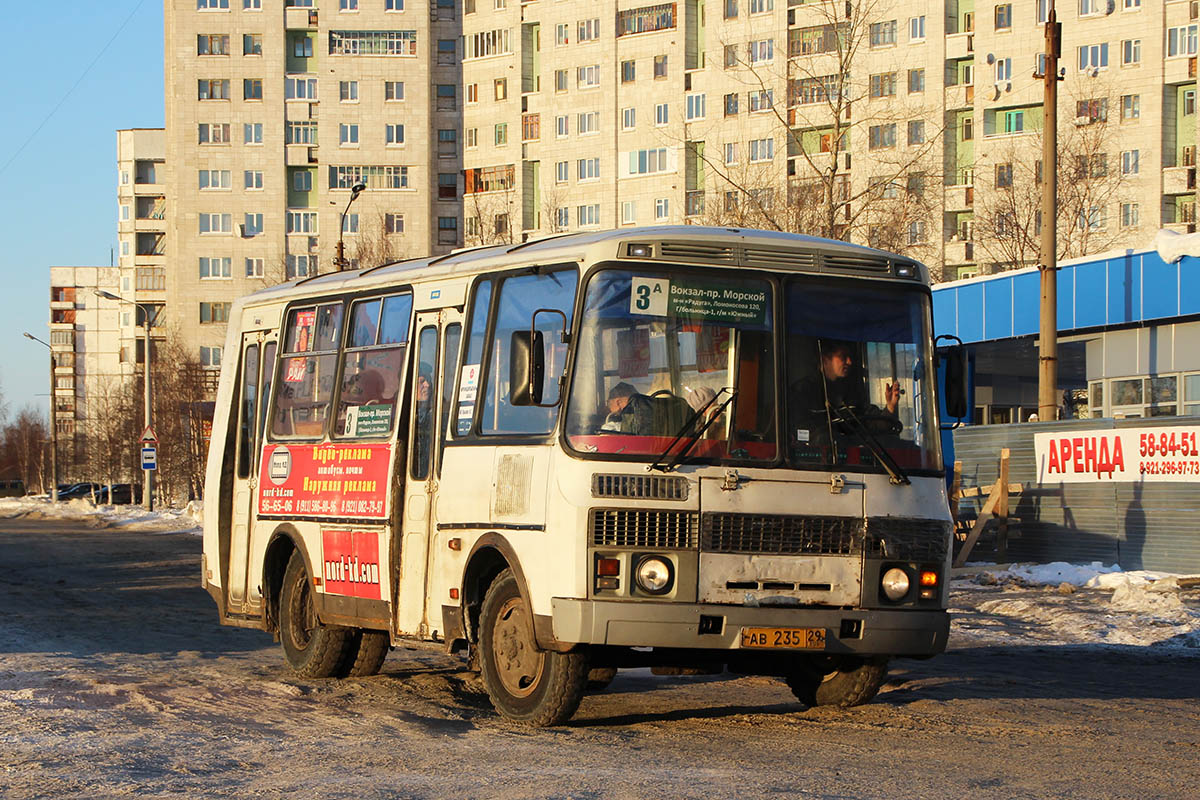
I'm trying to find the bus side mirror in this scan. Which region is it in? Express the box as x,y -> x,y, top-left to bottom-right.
510,329 -> 545,406
942,345 -> 968,419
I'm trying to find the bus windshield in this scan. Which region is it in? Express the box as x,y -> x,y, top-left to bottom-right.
784,278 -> 940,473
565,267 -> 778,463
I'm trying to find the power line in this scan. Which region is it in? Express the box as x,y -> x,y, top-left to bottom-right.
0,0 -> 148,180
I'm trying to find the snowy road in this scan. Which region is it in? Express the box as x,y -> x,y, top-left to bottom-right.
1,512 -> 1198,799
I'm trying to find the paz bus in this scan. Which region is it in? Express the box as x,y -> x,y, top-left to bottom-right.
202,226 -> 965,726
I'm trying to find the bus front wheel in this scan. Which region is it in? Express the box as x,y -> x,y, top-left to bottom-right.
785,655 -> 889,708
339,629 -> 390,677
478,569 -> 587,726
279,550 -> 354,678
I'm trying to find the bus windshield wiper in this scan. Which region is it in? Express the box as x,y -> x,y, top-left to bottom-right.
832,403 -> 911,486
648,388 -> 736,473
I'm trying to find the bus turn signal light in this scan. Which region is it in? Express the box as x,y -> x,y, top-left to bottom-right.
597,558 -> 620,576
920,571 -> 938,587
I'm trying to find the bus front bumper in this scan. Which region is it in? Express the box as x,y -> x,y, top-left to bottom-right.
550,598 -> 949,657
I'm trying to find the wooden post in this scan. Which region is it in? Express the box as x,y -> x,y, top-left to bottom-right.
995,449 -> 1010,562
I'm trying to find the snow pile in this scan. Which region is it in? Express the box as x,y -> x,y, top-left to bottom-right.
956,561 -> 1200,649
1154,228 -> 1200,263
0,495 -> 202,534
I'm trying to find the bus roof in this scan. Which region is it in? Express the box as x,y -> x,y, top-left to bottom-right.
239,226 -> 924,310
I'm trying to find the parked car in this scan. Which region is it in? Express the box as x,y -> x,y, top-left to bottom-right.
56,483 -> 101,501
94,484 -> 141,505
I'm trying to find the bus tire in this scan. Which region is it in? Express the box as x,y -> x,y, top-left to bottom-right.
339,629 -> 390,677
279,550 -> 354,678
785,656 -> 889,708
479,569 -> 587,726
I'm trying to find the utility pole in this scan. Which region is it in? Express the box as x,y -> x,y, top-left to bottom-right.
1038,5 -> 1063,421
23,333 -> 59,500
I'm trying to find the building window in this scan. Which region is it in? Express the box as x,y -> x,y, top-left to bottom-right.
1079,0 -> 1101,15
1004,110 -> 1025,133
198,34 -> 230,55
243,213 -> 264,236
627,147 -> 669,174
655,198 -> 669,219
285,77 -> 318,100
996,163 -> 1013,188
245,258 -> 264,278
869,20 -> 897,47
244,123 -> 263,144
198,79 -> 230,100
286,120 -> 317,144
869,72 -> 897,98
724,0 -> 737,18
342,213 -> 359,234
493,123 -> 508,146
243,78 -> 263,100
1078,43 -> 1109,70
907,120 -> 925,145
578,111 -> 599,134
1120,202 -> 1139,228
200,347 -> 223,369
245,170 -> 264,189
555,23 -> 569,46
286,255 -> 314,280
749,137 -> 774,162
654,54 -> 668,78
1168,25 -> 1199,57
724,142 -> 738,164
198,169 -> 232,189
994,3 -> 1012,29
292,171 -> 310,191
616,3 -> 677,35
622,107 -> 636,130
622,201 -> 636,225
287,211 -> 318,233
685,93 -> 706,120
200,302 -> 232,324
1078,205 -> 1105,231
995,57 -> 1012,82
339,124 -> 359,145
329,30 -> 419,56
385,81 -> 404,101
292,35 -> 312,57
1121,149 -> 1139,174
748,0 -> 772,13
1077,98 -> 1108,122
578,18 -> 600,42
724,44 -> 737,68
386,0 -> 404,9
199,213 -> 232,234
1122,39 -> 1141,65
437,217 -> 458,245
748,39 -> 773,64
1121,94 -> 1140,120
908,69 -> 925,93
577,64 -> 601,88
868,124 -> 896,150
577,158 -> 600,181
385,213 -> 404,234
386,123 -> 405,145
622,59 -> 636,82
198,0 -> 229,9
724,93 -> 739,116
655,103 -> 669,125
199,257 -> 232,279
437,39 -> 456,64
910,15 -> 925,40
748,89 -> 773,112
907,221 -> 925,245
339,81 -> 359,102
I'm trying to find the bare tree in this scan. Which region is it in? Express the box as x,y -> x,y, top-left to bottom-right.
2,407 -> 48,493
81,375 -> 139,493
464,178 -> 518,247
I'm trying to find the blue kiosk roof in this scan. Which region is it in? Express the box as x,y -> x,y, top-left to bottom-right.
932,250 -> 1200,344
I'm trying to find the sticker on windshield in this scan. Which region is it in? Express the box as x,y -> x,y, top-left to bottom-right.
796,429 -> 811,443
631,277 -> 669,316
630,277 -> 767,324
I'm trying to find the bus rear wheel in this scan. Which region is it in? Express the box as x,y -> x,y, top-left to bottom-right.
339,629 -> 390,677
279,550 -> 353,678
785,655 -> 889,708
478,569 -> 587,726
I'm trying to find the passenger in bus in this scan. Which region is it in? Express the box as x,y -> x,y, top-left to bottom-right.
600,382 -> 657,435
684,385 -> 725,438
792,340 -> 901,440
413,365 -> 434,472
344,368 -> 387,406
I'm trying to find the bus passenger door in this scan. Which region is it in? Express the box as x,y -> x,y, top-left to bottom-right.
396,310 -> 461,636
228,332 -> 274,613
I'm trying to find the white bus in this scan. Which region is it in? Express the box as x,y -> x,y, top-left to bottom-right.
203,226 -> 965,726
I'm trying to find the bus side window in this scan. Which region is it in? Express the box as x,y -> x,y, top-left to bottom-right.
455,278 -> 493,436
411,326 -> 439,480
334,293 -> 412,439
438,323 -> 462,476
259,341 -> 277,441
236,344 -> 259,479
480,269 -> 578,436
272,302 -> 343,438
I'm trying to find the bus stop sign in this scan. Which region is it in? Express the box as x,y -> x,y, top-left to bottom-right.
141,445 -> 157,471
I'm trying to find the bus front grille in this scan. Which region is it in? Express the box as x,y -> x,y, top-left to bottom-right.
865,518 -> 951,561
701,513 -> 864,556
591,474 -> 689,501
590,509 -> 699,550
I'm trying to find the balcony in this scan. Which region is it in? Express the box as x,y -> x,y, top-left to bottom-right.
1165,56 -> 1195,85
944,239 -> 975,265
946,33 -> 974,61
945,183 -> 974,211
1163,165 -> 1197,195
285,7 -> 317,29
945,84 -> 974,109
286,144 -> 318,166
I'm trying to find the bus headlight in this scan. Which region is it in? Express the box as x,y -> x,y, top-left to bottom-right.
881,567 -> 911,601
634,556 -> 673,595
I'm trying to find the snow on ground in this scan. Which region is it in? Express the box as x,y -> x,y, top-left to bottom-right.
0,495 -> 202,534
952,560 -> 1200,650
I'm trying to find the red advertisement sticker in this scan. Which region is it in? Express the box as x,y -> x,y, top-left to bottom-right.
258,442 -> 392,518
322,529 -> 382,600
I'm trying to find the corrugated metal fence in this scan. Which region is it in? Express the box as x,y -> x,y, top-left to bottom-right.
953,419 -> 1200,573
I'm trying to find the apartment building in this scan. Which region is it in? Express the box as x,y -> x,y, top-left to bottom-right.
116,129 -> 168,373
48,267 -> 124,474
163,0 -> 463,368
461,0 -> 1199,279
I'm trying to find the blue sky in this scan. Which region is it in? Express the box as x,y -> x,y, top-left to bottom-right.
0,1 -> 163,420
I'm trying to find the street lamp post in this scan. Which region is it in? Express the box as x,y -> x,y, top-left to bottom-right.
334,180 -> 367,271
23,333 -> 59,501
96,290 -> 155,511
